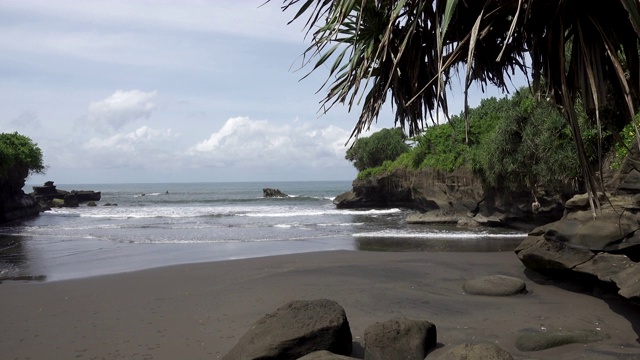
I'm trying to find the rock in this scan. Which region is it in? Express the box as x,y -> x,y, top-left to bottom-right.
438,343 -> 513,360
31,181 -> 101,209
573,253 -> 636,282
263,188 -> 288,198
363,317 -> 436,360
515,235 -> 595,273
87,201 -> 97,207
515,329 -> 610,351
103,203 -> 117,206
222,299 -> 352,360
463,275 -> 526,296
610,264 -> 640,302
63,194 -> 79,208
51,198 -> 65,207
545,211 -> 638,251
297,350 -> 358,360
72,190 -> 101,202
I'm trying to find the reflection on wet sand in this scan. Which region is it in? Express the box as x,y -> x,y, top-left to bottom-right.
0,234 -> 46,282
355,236 -> 522,252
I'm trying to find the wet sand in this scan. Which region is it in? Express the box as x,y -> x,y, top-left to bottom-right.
0,250 -> 638,359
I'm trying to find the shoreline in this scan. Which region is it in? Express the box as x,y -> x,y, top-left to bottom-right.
0,250 -> 638,359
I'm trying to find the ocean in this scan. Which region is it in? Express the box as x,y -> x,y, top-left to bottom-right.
1,181 -> 526,281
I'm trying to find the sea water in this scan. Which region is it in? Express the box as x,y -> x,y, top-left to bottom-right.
0,181 -> 526,281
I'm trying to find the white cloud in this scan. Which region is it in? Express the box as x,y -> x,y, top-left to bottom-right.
189,116 -> 351,168
87,90 -> 157,131
84,125 -> 174,152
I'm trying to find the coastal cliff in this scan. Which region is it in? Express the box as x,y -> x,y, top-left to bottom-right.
334,168 -> 570,230
0,164 -> 40,223
334,151 -> 640,302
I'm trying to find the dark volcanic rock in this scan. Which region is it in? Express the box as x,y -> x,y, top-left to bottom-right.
222,299 -> 352,360
438,343 -> 514,360
363,317 -> 436,360
333,169 -> 567,229
0,165 -> 40,223
263,188 -> 288,198
31,181 -> 100,209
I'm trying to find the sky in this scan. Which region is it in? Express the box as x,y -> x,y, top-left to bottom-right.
0,1 -> 522,184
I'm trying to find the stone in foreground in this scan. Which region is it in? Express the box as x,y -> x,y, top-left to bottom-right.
515,329 -> 610,351
297,350 -> 358,359
222,299 -> 352,360
438,343 -> 513,360
463,275 -> 526,296
363,317 -> 436,360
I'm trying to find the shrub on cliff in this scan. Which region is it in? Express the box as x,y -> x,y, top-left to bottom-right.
0,132 -> 45,185
346,127 -> 409,172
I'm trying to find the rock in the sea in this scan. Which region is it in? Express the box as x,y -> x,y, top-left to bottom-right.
515,329 -> 609,351
438,343 -> 513,360
463,275 -> 526,296
263,188 -> 288,198
222,299 -> 352,360
363,317 -> 436,360
297,350 -> 358,360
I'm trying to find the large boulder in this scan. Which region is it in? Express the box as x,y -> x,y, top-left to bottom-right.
363,318 -> 437,360
222,299 -> 352,360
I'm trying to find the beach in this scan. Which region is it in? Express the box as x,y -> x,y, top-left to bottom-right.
1,250 -> 638,359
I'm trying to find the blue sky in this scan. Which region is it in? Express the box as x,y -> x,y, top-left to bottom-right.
0,1 -> 523,184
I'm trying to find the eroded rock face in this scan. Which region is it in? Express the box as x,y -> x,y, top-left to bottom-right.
363,317 -> 437,360
222,299 -> 352,360
333,169 -> 568,230
516,193 -> 640,302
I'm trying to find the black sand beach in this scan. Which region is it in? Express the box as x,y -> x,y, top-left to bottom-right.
0,250 -> 638,359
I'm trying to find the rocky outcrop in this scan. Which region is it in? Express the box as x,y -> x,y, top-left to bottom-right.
263,188 -> 289,198
334,169 -> 569,230
30,181 -> 101,209
515,193 -> 640,303
222,299 -> 352,359
515,144 -> 640,303
0,165 -> 40,224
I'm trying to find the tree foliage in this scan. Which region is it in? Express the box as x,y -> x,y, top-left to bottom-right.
356,88 -> 599,194
277,0 -> 640,210
0,132 -> 45,181
345,127 -> 409,171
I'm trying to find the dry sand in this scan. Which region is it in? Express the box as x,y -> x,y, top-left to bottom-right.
0,250 -> 638,359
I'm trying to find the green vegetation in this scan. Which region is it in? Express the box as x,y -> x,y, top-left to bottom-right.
349,89 -> 603,194
0,132 -> 45,181
345,128 -> 409,172
281,0 -> 640,208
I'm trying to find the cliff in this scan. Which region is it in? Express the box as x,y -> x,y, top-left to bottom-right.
334,168 -> 571,230
0,165 -> 40,224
